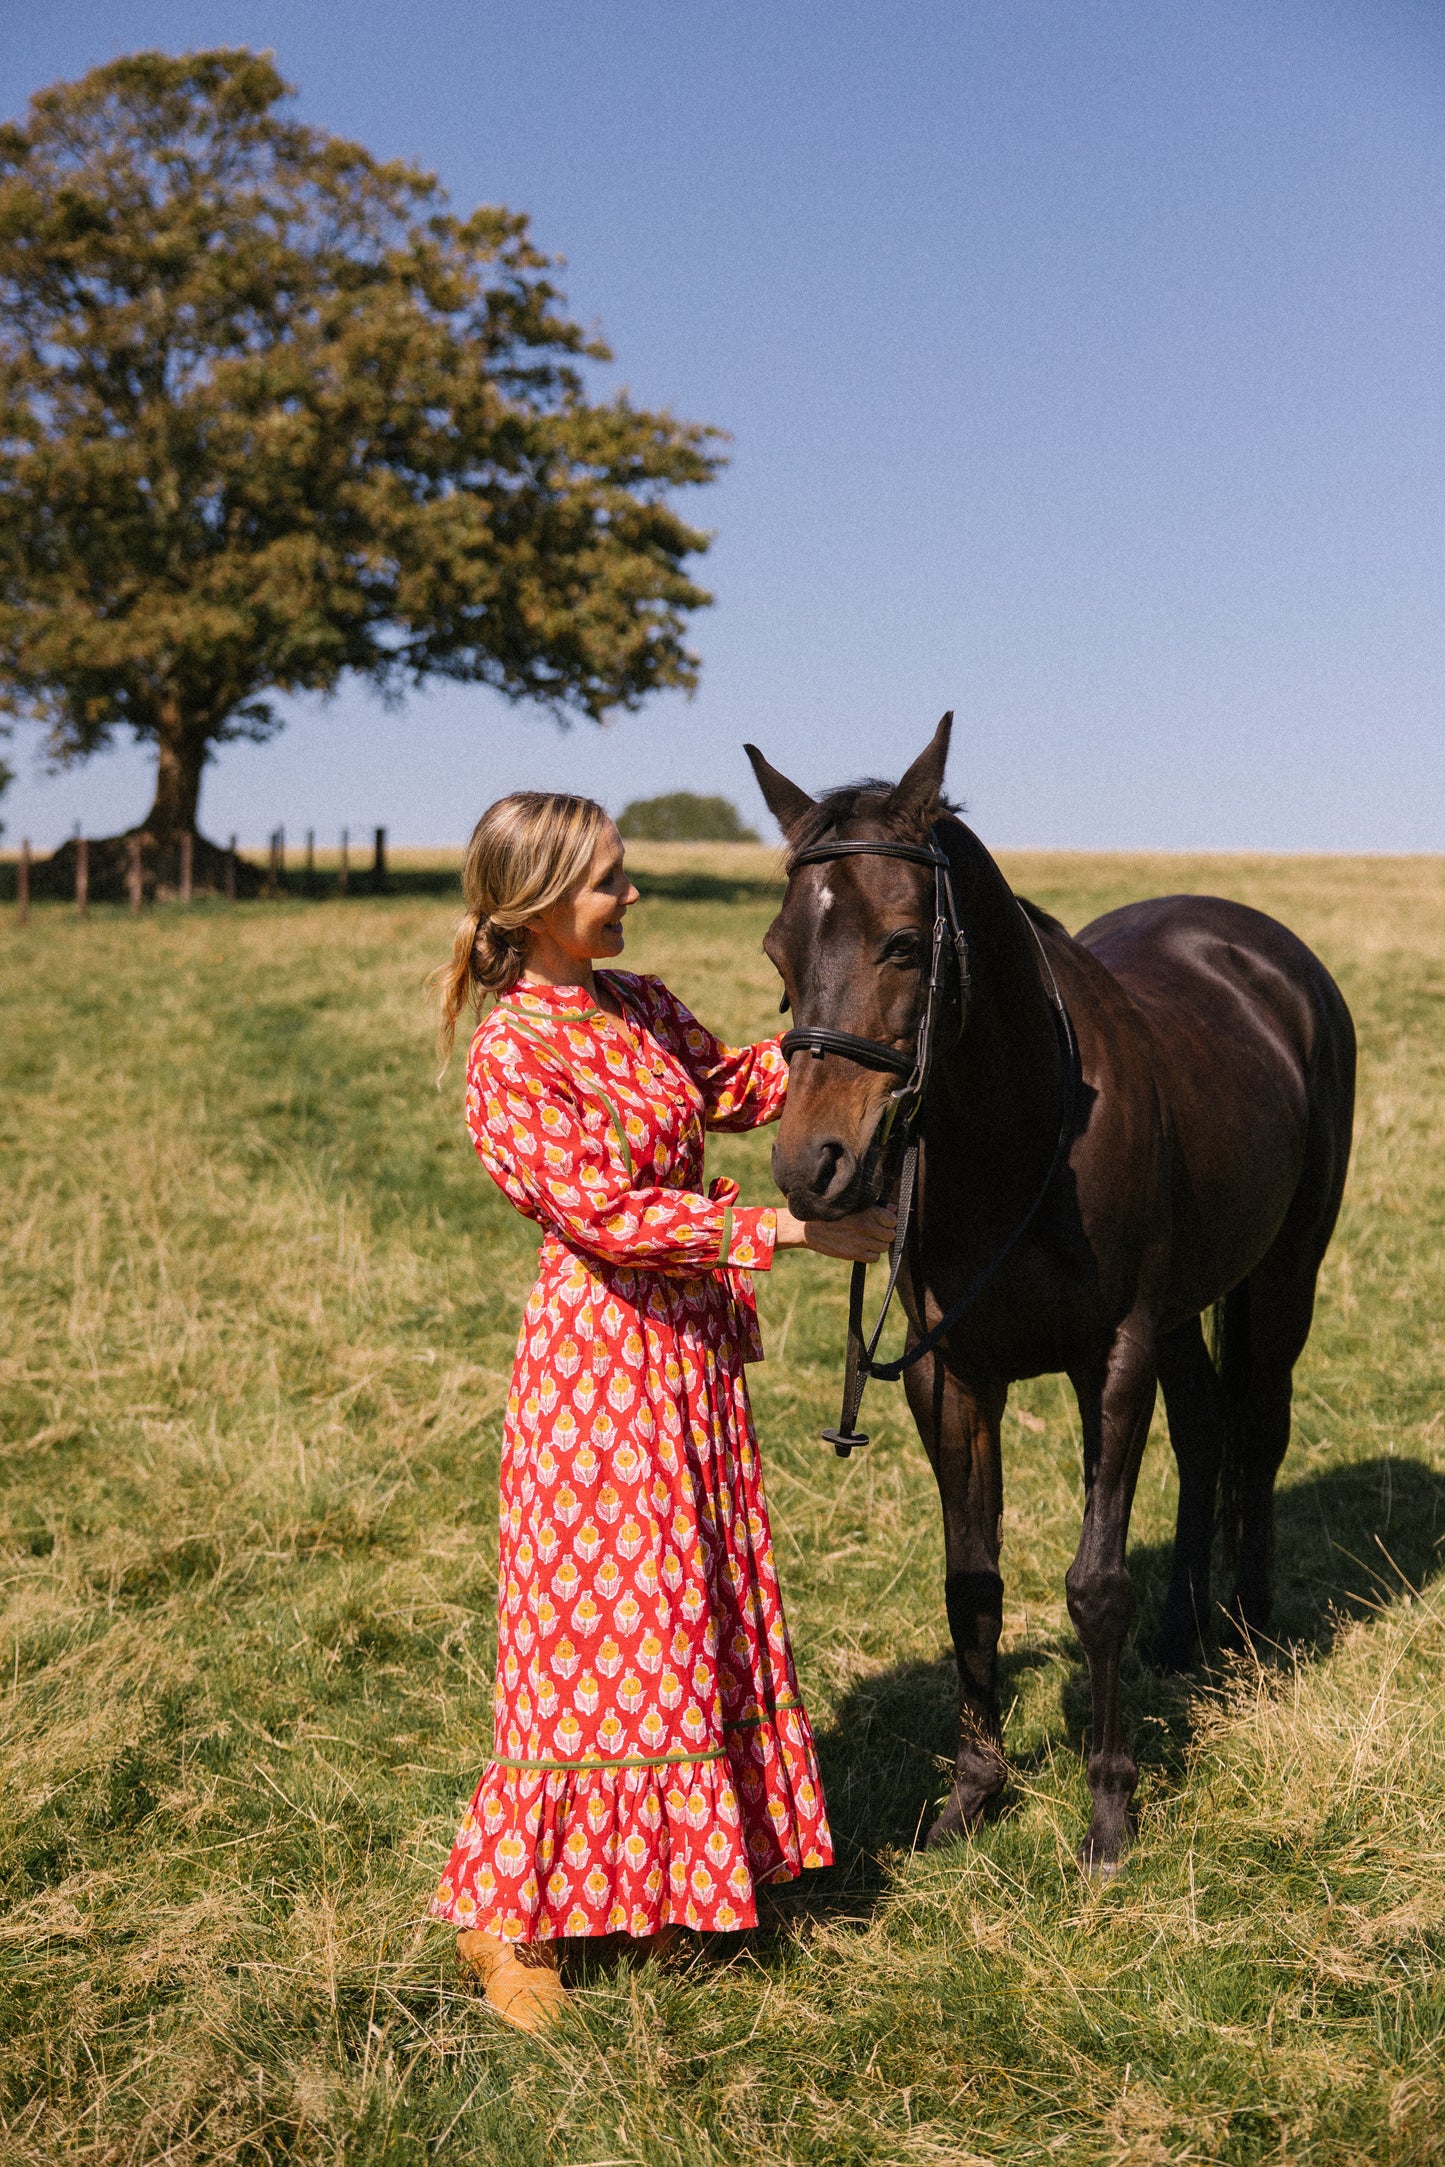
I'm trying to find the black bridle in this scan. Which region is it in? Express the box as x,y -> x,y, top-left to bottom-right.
779,834 -> 969,1122
777,827 -> 1078,1457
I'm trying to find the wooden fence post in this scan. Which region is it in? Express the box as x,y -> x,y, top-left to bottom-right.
305,828 -> 315,894
76,834 -> 89,919
371,825 -> 387,894
179,831 -> 193,903
338,827 -> 349,896
225,835 -> 237,903
127,834 -> 143,914
267,829 -> 279,898
17,838 -> 30,925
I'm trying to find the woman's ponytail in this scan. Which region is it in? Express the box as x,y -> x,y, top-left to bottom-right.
427,792 -> 607,1078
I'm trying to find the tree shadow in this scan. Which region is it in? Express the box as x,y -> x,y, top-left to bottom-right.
630,868 -> 785,906
0,860 -> 787,907
763,1454 -> 1445,1925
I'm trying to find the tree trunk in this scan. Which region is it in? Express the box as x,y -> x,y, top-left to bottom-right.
25,707 -> 263,899
143,715 -> 209,842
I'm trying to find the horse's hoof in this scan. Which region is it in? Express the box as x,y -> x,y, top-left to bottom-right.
924,1804 -> 969,1850
1078,1816 -> 1135,1879
1079,1847 -> 1125,1883
1150,1623 -> 1199,1675
1218,1605 -> 1266,1659
924,1775 -> 1004,1849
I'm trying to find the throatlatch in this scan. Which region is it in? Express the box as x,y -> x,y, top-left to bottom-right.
778,829 -> 1078,1457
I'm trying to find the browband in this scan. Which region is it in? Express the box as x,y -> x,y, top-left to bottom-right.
789,839 -> 949,870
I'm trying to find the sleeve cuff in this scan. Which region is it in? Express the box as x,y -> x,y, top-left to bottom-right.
722,1205 -> 777,1272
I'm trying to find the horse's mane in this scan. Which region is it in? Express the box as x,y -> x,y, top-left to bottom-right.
1017,894 -> 1070,940
786,779 -> 964,868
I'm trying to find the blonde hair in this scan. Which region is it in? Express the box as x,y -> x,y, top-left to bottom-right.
429,791 -> 609,1072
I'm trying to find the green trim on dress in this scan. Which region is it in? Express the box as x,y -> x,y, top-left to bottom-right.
491,1747 -> 726,1773
501,1016 -> 634,1179
491,1701 -> 804,1773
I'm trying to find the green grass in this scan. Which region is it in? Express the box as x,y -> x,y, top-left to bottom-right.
2,852 -> 1444,2165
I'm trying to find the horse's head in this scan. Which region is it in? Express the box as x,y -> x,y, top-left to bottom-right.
746,713 -> 963,1219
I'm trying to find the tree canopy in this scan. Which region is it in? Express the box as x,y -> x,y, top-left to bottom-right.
617,790 -> 759,842
0,50 -> 723,844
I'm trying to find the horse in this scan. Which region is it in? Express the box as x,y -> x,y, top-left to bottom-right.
745,715 -> 1355,1870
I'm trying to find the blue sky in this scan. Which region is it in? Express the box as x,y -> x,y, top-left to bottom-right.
2,1 -> 1442,849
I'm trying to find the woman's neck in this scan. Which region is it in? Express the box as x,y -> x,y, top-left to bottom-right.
519,932 -> 599,1000
517,953 -> 625,1017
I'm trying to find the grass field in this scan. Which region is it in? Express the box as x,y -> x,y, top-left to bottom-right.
3,847 -> 1444,2165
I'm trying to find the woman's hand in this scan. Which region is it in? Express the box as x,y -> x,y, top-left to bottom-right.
774,1203 -> 896,1263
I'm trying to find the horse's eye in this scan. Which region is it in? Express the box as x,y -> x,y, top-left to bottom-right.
883,931 -> 921,967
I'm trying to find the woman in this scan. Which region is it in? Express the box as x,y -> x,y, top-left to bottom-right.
428,792 -> 893,2029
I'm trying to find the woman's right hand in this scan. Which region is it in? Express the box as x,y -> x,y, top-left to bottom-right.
774,1203 -> 896,1263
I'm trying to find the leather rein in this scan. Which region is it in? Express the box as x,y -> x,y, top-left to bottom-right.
778,829 -> 1079,1457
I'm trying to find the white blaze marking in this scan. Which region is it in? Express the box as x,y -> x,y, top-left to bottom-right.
818,883 -> 835,912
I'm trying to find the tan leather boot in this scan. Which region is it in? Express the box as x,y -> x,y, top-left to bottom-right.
456,1931 -> 570,2031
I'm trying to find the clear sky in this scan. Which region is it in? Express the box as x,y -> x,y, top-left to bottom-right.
2,1 -> 1442,850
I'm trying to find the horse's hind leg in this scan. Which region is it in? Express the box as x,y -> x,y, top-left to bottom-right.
1154,1315 -> 1226,1671
1221,1262 -> 1318,1645
1226,1015 -> 1354,1645
904,1355 -> 1008,1844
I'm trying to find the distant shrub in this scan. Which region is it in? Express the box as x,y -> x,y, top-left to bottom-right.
616,791 -> 759,842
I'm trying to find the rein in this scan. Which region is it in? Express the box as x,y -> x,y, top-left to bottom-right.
778,829 -> 1079,1457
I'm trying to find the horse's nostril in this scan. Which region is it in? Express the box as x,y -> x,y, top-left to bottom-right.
813,1139 -> 857,1203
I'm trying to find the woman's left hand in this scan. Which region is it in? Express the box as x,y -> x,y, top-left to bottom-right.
775,1204 -> 896,1262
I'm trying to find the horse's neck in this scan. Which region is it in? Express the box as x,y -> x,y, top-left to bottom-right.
930,822 -> 1063,1192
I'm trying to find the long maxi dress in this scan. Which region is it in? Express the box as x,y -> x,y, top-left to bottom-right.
431,970 -> 833,1942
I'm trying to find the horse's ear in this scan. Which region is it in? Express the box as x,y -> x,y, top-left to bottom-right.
893,711 -> 954,821
744,743 -> 816,838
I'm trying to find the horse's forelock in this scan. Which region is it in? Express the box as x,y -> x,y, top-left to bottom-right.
786,778 -> 961,869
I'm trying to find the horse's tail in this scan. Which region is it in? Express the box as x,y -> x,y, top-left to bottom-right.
1213,1282 -> 1252,1565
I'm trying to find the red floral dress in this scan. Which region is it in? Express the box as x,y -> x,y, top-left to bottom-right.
431,971 -> 833,1941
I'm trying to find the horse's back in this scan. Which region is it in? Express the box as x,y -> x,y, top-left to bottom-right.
1070,893 -> 1355,1311
1075,893 -> 1350,1069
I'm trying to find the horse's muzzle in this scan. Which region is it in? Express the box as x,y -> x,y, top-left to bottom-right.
774,1098 -> 901,1220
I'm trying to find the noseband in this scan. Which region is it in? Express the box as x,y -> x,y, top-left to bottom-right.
776,827 -> 1078,1457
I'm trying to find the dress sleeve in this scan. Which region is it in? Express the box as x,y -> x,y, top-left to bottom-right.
641,981 -> 790,1134
466,1027 -> 777,1274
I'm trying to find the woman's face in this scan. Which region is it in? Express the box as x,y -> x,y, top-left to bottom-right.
527,820 -> 640,964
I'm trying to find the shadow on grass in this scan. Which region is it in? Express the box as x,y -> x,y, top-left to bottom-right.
0,865 -> 786,906
265,867 -> 465,901
768,1454 -> 1445,1925
631,868 -> 785,906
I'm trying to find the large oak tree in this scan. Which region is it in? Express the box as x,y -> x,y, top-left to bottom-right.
0,50 -> 721,859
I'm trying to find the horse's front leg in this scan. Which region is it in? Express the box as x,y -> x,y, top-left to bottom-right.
1065,1319 -> 1158,1873
904,1354 -> 1008,1844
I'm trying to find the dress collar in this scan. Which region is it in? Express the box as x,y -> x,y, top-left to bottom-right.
498,973 -> 632,1024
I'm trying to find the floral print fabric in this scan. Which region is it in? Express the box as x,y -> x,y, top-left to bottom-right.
431,971 -> 833,1940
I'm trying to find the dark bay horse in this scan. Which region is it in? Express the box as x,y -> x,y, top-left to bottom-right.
746,716 -> 1355,1870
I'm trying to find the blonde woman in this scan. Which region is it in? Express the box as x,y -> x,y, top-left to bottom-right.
428,792 -> 893,2028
